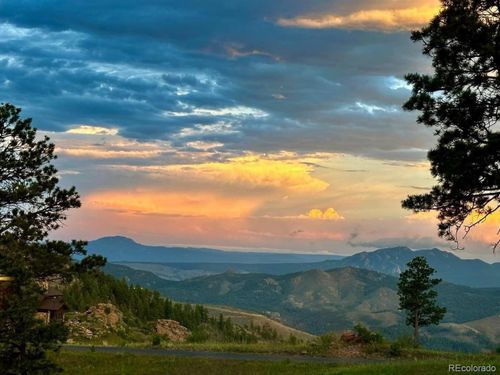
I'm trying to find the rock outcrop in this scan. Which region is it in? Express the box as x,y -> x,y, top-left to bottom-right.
66,303 -> 123,340
154,319 -> 190,342
340,330 -> 361,344
85,303 -> 123,329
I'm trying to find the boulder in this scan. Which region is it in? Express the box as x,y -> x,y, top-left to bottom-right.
154,319 -> 190,342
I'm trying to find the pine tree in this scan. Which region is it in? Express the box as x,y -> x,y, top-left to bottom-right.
397,256 -> 446,344
403,0 -> 500,250
0,103 -> 105,374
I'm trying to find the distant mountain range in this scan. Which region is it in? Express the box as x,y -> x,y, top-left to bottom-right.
97,238 -> 500,287
104,263 -> 500,352
332,247 -> 500,288
91,236 -> 500,351
87,236 -> 342,264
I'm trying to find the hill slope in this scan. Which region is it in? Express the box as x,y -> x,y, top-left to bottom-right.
204,305 -> 315,341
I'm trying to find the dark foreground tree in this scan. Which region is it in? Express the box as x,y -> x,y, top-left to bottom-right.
402,0 -> 500,250
0,103 -> 105,374
397,256 -> 446,344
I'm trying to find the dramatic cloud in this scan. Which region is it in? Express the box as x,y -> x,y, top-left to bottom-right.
0,0 -> 434,161
3,0 -> 494,259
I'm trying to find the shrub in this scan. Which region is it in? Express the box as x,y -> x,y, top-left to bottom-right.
353,323 -> 383,344
187,327 -> 211,343
151,335 -> 161,346
395,335 -> 418,349
308,333 -> 336,355
389,342 -> 402,357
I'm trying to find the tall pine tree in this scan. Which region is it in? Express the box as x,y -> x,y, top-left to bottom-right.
0,103 -> 105,374
397,256 -> 446,344
403,0 -> 500,250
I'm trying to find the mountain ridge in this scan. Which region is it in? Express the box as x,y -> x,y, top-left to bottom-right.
333,246 -> 500,287
87,236 -> 343,264
114,245 -> 500,287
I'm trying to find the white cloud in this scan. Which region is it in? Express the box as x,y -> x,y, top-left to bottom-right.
185,141 -> 224,150
354,102 -> 398,114
165,105 -> 268,118
387,77 -> 412,91
175,121 -> 240,138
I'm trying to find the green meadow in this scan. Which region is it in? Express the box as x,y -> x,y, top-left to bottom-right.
53,350 -> 500,375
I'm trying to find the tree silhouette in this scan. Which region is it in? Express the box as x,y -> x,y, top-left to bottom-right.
403,0 -> 500,250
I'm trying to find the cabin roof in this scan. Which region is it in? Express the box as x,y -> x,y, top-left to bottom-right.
45,287 -> 63,297
37,287 -> 67,312
38,297 -> 67,312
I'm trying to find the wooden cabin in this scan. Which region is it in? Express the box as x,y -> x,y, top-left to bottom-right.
0,277 -> 68,323
36,287 -> 68,323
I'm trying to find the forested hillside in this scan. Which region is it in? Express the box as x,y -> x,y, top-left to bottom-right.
65,271 -> 208,330
64,271 -> 284,344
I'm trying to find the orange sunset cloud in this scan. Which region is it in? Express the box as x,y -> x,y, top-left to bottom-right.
118,155 -> 330,194
278,2 -> 440,32
85,190 -> 261,219
307,208 -> 344,220
406,209 -> 500,248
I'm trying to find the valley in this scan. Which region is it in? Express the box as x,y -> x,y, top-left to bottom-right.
106,239 -> 500,288
94,237 -> 500,353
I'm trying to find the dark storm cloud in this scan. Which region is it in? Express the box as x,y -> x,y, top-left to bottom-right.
0,0 -> 433,160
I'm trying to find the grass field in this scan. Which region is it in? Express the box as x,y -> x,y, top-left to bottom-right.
128,341 -> 311,354
53,350 -> 500,375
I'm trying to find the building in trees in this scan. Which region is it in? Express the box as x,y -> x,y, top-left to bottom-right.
36,288 -> 68,324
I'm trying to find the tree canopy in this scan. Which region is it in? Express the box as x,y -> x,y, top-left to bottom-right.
0,104 -> 80,241
403,0 -> 500,250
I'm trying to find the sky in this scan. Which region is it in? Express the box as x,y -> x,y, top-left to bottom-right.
1,0 -> 498,261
